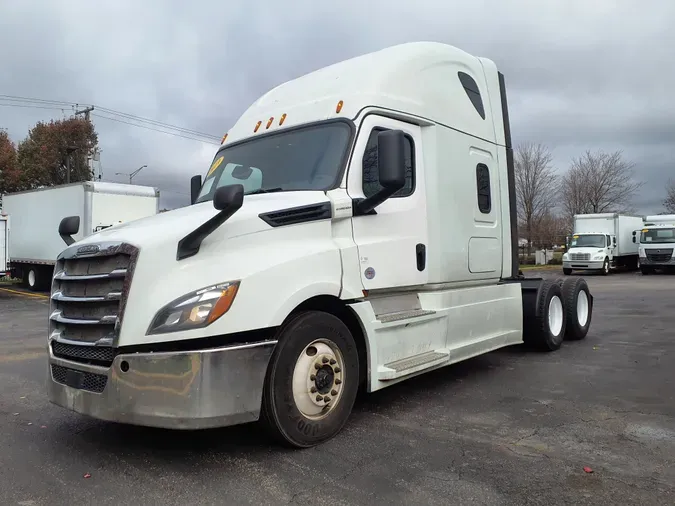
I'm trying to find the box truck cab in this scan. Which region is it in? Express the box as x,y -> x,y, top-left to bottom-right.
46,42 -> 594,448
635,214 -> 675,274
563,213 -> 643,275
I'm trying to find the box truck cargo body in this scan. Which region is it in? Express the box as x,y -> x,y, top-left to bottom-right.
637,214 -> 675,274
562,213 -> 643,275
2,182 -> 159,289
0,215 -> 8,277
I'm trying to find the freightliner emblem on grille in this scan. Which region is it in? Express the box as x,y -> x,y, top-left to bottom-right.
76,244 -> 100,255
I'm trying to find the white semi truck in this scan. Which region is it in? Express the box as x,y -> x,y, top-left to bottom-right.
46,42 -> 594,448
634,214 -> 675,274
562,213 -> 644,275
1,181 -> 159,290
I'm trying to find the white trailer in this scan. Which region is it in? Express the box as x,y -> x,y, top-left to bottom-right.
635,214 -> 675,274
2,181 -> 159,290
562,213 -> 644,275
46,42 -> 595,448
0,214 -> 8,277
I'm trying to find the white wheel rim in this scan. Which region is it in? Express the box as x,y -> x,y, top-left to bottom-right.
548,295 -> 564,336
292,339 -> 345,420
576,290 -> 589,327
28,270 -> 35,287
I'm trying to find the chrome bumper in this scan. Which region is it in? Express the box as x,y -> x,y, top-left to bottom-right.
47,340 -> 276,429
563,261 -> 604,270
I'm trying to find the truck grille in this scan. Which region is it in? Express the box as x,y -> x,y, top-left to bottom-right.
49,242 -> 138,370
51,364 -> 107,393
646,249 -> 673,263
569,253 -> 591,261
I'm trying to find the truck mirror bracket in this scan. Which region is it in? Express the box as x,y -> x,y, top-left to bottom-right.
176,184 -> 244,260
58,216 -> 81,246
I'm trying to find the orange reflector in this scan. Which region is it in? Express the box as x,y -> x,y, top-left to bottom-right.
266,117 -> 274,129
254,121 -> 262,132
279,113 -> 287,125
336,100 -> 344,113
221,133 -> 228,144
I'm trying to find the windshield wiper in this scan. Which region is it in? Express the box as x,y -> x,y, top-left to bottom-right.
247,187 -> 284,195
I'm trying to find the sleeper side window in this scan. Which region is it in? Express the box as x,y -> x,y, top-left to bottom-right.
362,128 -> 415,198
476,163 -> 491,213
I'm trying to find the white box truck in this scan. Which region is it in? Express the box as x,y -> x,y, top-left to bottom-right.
2,181 -> 159,290
635,214 -> 675,274
46,42 -> 595,448
0,214 -> 8,277
562,213 -> 643,275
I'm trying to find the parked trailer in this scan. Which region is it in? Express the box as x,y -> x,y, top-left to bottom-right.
635,214 -> 675,274
47,42 -> 594,448
0,214 -> 8,277
563,213 -> 644,275
2,181 -> 159,290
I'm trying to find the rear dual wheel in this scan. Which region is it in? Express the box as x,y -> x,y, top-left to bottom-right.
559,277 -> 592,341
260,311 -> 359,448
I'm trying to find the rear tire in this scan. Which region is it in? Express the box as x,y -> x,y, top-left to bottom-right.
26,266 -> 40,291
524,280 -> 567,352
563,268 -> 572,276
260,310 -> 359,448
561,278 -> 592,340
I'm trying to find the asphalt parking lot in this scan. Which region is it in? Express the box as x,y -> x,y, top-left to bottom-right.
1,271 -> 674,506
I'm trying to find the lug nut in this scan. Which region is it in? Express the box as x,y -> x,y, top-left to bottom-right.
314,363 -> 321,370
331,389 -> 338,396
310,374 -> 316,381
323,396 -> 331,402
330,359 -> 336,365
335,378 -> 342,385
316,395 -> 323,401
334,367 -> 341,373
311,387 -> 317,393
322,357 -> 329,364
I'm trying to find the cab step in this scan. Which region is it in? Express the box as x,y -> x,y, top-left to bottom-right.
378,350 -> 450,380
377,308 -> 436,323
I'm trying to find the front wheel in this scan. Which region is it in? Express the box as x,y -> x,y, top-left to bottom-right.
563,268 -> 572,276
260,311 -> 359,448
601,258 -> 610,276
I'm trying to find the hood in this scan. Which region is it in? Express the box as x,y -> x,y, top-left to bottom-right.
566,247 -> 606,254
74,191 -> 331,250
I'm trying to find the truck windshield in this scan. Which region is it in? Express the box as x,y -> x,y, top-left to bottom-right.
570,234 -> 605,248
196,121 -> 352,203
640,228 -> 675,244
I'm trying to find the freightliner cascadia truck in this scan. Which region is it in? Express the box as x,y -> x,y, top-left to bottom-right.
46,42 -> 594,448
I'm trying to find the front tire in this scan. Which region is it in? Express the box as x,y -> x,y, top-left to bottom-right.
563,268 -> 572,276
261,311 -> 359,448
601,258 -> 610,276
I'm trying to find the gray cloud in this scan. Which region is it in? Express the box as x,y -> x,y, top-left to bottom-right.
1,0 -> 673,212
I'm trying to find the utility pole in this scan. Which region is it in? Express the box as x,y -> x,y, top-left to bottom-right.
74,105 -> 96,180
74,105 -> 94,121
65,146 -> 78,184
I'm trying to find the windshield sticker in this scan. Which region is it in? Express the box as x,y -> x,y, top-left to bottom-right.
207,156 -> 224,177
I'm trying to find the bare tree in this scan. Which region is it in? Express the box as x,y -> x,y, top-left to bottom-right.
514,142 -> 558,253
532,210 -> 567,250
664,179 -> 675,213
560,150 -> 643,224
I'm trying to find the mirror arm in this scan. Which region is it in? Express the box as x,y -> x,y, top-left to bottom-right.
176,207 -> 239,261
353,187 -> 399,216
60,233 -> 76,246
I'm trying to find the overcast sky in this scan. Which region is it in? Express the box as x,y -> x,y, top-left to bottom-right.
1,0 -> 673,213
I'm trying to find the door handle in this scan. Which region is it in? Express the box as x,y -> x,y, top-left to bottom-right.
416,244 -> 426,271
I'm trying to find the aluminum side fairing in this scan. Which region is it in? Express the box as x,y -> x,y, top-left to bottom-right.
53,191 -> 344,347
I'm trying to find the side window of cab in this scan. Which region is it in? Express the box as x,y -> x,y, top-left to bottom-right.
362,128 -> 415,198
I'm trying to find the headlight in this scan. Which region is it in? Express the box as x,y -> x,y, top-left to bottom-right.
639,250 -> 646,258
593,255 -> 604,260
147,281 -> 240,335
562,253 -> 568,260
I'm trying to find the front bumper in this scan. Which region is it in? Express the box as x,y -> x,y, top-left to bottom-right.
641,256 -> 675,266
563,260 -> 605,270
47,340 -> 276,429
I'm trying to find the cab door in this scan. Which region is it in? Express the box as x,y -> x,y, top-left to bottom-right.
346,115 -> 428,290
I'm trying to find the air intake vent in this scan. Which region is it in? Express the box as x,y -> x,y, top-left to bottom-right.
259,202 -> 332,228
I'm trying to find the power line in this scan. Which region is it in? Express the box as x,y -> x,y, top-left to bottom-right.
91,112 -> 219,144
0,94 -> 222,143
